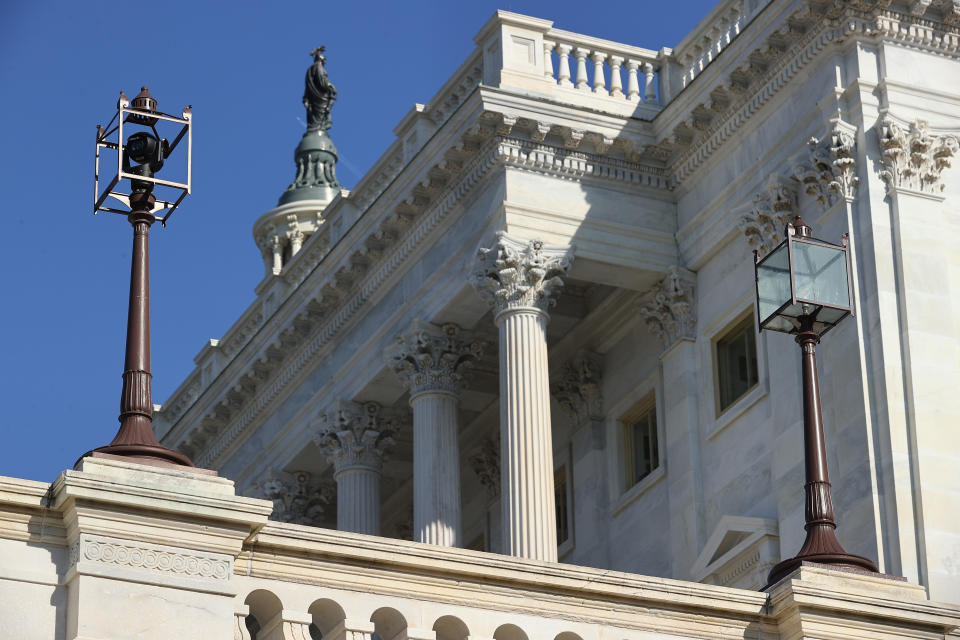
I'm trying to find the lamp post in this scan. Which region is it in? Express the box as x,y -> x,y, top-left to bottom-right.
755,216 -> 878,587
83,87 -> 194,468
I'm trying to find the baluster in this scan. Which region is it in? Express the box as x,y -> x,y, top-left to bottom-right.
608,55 -> 624,98
556,44 -> 573,87
591,51 -> 607,94
625,59 -> 640,101
574,47 -> 590,91
543,40 -> 555,81
643,62 -> 657,102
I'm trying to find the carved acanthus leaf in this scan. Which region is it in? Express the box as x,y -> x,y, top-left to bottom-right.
469,436 -> 500,497
251,470 -> 334,526
793,120 -> 859,207
878,118 -> 959,195
738,175 -> 797,257
552,351 -> 603,422
472,232 -> 573,314
314,401 -> 402,472
387,322 -> 485,396
638,266 -> 697,349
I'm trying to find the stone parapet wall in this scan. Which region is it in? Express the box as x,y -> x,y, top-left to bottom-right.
1,461 -> 958,639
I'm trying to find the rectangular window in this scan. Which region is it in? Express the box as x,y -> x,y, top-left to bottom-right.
622,395 -> 658,489
555,466 -> 569,546
715,315 -> 759,413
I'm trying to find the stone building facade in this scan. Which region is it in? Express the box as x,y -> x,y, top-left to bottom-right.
154,0 -> 960,605
3,0 -> 960,638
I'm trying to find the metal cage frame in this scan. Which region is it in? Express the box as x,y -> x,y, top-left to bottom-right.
94,95 -> 192,225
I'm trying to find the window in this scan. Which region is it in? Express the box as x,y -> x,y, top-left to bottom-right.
555,466 -> 569,546
621,394 -> 658,489
714,315 -> 759,413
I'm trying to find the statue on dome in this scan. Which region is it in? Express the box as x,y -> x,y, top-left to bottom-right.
304,46 -> 337,132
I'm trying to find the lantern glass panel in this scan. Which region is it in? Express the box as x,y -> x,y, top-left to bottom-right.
756,242 -> 791,325
792,239 -> 850,309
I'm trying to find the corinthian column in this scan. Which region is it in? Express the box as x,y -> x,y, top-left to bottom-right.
472,232 -> 573,562
387,322 -> 484,547
314,401 -> 398,536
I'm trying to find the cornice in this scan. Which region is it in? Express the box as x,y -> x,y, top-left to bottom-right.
662,0 -> 960,188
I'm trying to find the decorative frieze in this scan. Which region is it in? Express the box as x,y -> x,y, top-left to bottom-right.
250,470 -> 333,526
793,120 -> 859,207
69,534 -> 231,582
472,232 -> 573,315
638,267 -> 697,349
878,118 -> 959,195
386,322 -> 485,397
314,401 -> 400,473
552,351 -> 603,423
738,176 -> 796,257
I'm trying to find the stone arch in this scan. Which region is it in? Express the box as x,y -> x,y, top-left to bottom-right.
371,606 -> 407,640
493,623 -> 529,640
555,633 -> 584,640
433,615 -> 470,640
309,598 -> 346,636
244,589 -> 283,639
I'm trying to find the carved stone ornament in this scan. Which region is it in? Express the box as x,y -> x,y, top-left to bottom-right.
738,175 -> 797,257
552,351 -> 603,423
472,232 -> 574,315
386,322 -> 485,397
250,470 -> 334,526
469,435 -> 500,497
793,120 -> 859,207
638,266 -> 697,349
878,118 -> 959,195
314,401 -> 400,473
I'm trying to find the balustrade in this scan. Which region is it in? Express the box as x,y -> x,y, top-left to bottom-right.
541,34 -> 661,104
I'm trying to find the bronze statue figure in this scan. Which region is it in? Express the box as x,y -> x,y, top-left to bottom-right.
304,46 -> 337,132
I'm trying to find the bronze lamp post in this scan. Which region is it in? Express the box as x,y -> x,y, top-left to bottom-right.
83,87 -> 194,468
755,216 -> 878,587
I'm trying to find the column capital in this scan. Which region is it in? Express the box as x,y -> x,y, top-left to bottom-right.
552,350 -> 603,423
250,469 -> 334,527
387,321 -> 486,397
638,266 -> 696,350
471,232 -> 573,317
314,401 -> 403,474
469,435 -> 501,498
793,119 -> 859,208
739,174 -> 796,257
878,117 -> 958,196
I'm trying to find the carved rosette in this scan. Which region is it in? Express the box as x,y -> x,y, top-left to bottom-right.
251,470 -> 334,526
314,401 -> 400,473
469,435 -> 500,498
638,267 -> 697,349
551,351 -> 603,423
878,118 -> 959,195
739,176 -> 797,257
793,121 -> 859,207
386,322 -> 485,397
471,232 -> 574,316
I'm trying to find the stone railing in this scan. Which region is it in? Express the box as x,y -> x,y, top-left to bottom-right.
672,0 -> 750,90
2,459 -> 959,640
542,29 -> 661,103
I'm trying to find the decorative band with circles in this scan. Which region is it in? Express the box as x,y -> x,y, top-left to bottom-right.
69,535 -> 231,581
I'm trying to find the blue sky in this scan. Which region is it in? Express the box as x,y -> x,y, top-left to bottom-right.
0,0 -> 718,482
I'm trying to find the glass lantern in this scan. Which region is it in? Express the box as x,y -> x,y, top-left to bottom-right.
754,218 -> 854,337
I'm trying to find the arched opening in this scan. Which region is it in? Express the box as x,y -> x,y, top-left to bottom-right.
555,633 -> 585,640
433,615 -> 470,640
244,589 -> 283,640
493,623 -> 529,640
371,606 -> 407,640
309,598 -> 346,638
